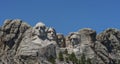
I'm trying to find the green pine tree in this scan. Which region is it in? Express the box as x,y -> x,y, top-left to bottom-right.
80,53 -> 86,64
48,56 -> 56,64
86,58 -> 92,64
69,52 -> 78,64
58,51 -> 64,61
65,57 -> 69,63
64,49 -> 68,54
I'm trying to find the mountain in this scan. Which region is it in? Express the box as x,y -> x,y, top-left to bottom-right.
0,19 -> 120,64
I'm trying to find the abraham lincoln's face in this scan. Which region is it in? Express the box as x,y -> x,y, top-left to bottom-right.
70,34 -> 79,46
47,28 -> 56,40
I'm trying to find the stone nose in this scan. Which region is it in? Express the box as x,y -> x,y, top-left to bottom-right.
51,32 -> 54,35
39,27 -> 45,32
71,39 -> 74,42
38,27 -> 42,30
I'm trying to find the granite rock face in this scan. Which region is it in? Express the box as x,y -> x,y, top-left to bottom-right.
0,20 -> 57,64
57,33 -> 66,47
95,28 -> 120,64
65,28 -> 120,64
0,19 -> 31,64
66,28 -> 96,60
0,19 -> 120,64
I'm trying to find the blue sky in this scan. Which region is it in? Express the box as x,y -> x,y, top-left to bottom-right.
0,0 -> 120,35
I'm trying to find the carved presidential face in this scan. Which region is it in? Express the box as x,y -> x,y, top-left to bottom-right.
57,34 -> 65,47
47,28 -> 56,40
34,22 -> 46,38
70,34 -> 80,46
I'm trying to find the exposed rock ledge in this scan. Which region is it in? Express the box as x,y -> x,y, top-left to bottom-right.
0,19 -> 120,64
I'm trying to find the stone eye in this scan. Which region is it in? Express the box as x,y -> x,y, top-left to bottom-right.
40,27 -> 43,29
42,26 -> 46,29
48,31 -> 51,33
40,26 -> 45,29
36,27 -> 39,29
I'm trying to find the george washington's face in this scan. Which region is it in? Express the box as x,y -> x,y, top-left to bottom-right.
34,22 -> 46,38
47,28 -> 56,40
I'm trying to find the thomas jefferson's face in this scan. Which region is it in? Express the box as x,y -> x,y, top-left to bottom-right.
47,28 -> 56,40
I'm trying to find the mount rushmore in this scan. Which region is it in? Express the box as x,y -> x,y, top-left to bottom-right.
0,19 -> 120,64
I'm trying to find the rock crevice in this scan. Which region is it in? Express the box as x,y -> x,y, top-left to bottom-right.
0,19 -> 120,64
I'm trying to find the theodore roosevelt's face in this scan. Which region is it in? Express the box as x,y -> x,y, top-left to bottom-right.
57,34 -> 65,47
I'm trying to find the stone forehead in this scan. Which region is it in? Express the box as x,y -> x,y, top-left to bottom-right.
48,27 -> 54,31
79,28 -> 95,34
57,34 -> 64,39
35,22 -> 45,27
70,34 -> 78,39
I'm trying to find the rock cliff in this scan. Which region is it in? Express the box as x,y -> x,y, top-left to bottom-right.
0,19 -> 120,64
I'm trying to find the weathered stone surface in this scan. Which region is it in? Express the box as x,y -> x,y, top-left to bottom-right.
0,19 -> 30,51
47,27 -> 57,41
96,28 -> 120,64
17,28 -> 56,58
57,33 -> 66,47
66,28 -> 95,60
0,19 -> 31,64
1,19 -> 120,64
16,22 -> 57,64
0,20 -> 57,64
79,28 -> 96,45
